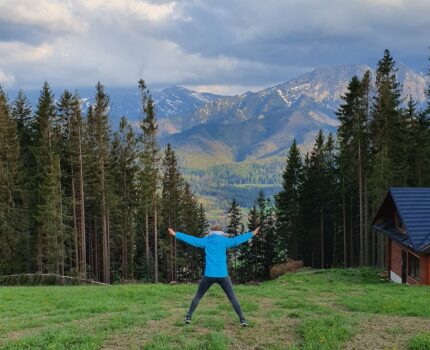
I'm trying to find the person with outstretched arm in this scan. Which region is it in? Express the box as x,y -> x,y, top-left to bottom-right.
167,224 -> 260,327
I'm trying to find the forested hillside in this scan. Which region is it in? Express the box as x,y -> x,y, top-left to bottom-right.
218,50 -> 430,281
0,80 -> 208,284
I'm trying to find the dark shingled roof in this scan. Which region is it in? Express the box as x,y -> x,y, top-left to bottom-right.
374,187 -> 430,253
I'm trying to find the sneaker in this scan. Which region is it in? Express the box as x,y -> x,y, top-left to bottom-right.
185,315 -> 192,324
240,318 -> 248,327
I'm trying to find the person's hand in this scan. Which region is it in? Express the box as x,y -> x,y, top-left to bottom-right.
168,228 -> 176,237
252,227 -> 260,236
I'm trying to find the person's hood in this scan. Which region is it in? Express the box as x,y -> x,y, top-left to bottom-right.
208,230 -> 229,237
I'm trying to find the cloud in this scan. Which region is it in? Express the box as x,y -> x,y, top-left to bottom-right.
0,42 -> 53,63
0,0 -> 428,94
0,69 -> 15,86
78,0 -> 179,22
0,0 -> 82,34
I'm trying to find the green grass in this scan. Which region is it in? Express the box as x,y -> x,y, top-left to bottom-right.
408,333 -> 430,350
1,267 -> 430,349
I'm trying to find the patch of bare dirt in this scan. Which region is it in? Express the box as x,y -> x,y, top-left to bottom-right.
2,326 -> 44,345
345,314 -> 430,350
223,297 -> 300,350
100,307 -> 183,350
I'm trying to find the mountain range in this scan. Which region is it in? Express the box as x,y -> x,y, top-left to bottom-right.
155,64 -> 428,168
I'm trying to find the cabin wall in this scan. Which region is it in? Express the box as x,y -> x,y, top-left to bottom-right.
407,253 -> 428,285
390,239 -> 429,285
390,240 -> 403,283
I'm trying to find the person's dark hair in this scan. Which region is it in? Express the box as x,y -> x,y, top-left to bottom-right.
210,224 -> 222,231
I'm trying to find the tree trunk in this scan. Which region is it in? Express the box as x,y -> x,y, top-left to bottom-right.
358,137 -> 364,266
72,176 -> 79,272
154,194 -> 158,283
145,206 -> 150,276
106,209 -> 111,283
342,179 -> 347,267
350,197 -> 354,266
320,207 -> 324,268
36,164 -> 43,272
364,179 -> 369,265
94,215 -> 99,281
78,124 -> 86,278
121,171 -> 127,279
174,239 -> 177,281
58,157 -> 65,276
101,157 -> 109,283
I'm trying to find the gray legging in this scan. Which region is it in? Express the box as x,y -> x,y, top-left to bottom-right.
187,276 -> 245,320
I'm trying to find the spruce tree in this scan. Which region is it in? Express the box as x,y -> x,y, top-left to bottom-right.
160,144 -> 184,281
94,83 -> 112,283
69,93 -> 87,278
56,90 -> 78,276
237,204 -> 258,282
10,89 -> 33,271
32,82 -> 64,273
181,182 -> 199,281
196,203 -> 208,278
84,83 -> 112,282
110,117 -> 138,281
226,198 -> 242,278
11,90 -> 32,169
336,72 -> 371,266
275,139 -> 303,261
138,79 -> 160,282
0,87 -> 28,275
369,50 -> 402,267
370,50 -> 402,201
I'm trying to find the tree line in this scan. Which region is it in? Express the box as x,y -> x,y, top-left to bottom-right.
0,80 -> 208,283
224,50 -> 430,281
1,49 -> 429,284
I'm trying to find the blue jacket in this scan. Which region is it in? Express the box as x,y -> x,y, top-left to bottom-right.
175,231 -> 253,277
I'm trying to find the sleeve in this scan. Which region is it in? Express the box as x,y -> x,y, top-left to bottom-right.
175,232 -> 206,248
224,232 -> 253,249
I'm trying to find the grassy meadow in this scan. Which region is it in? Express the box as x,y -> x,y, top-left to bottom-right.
1,268 -> 430,350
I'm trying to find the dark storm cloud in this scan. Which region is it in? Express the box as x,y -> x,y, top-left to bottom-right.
0,0 -> 428,93
167,0 -> 430,69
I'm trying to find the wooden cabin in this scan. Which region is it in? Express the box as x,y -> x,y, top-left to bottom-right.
373,187 -> 430,285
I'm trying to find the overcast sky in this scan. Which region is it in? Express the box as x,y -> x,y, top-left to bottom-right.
0,0 -> 429,95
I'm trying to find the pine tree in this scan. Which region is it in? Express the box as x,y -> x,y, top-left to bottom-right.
110,117 -> 138,281
56,90 -> 79,276
369,50 -> 402,267
336,72 -> 371,266
84,83 -> 112,282
32,82 -> 64,273
0,87 -> 28,275
322,133 -> 339,268
370,50 -> 402,199
10,89 -> 33,272
237,204 -> 258,282
196,203 -> 208,276
11,90 -> 32,169
181,182 -> 199,281
196,203 -> 209,236
84,105 -> 101,280
275,139 -> 303,261
411,56 -> 430,186
160,144 -> 184,281
138,79 -> 160,282
70,93 -> 87,278
226,198 -> 242,278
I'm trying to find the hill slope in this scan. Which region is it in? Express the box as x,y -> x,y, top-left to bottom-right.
1,268 -> 430,349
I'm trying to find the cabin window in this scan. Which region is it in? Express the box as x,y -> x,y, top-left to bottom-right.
408,253 -> 420,280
